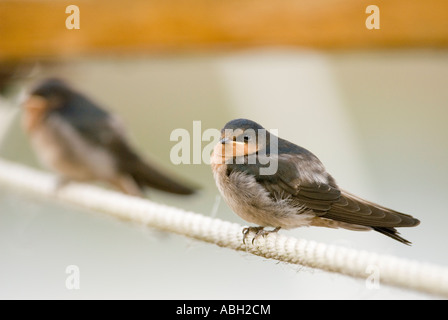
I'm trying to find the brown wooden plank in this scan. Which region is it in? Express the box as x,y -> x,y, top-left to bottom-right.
1,0 -> 448,61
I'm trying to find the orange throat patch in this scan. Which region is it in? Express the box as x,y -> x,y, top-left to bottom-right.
22,96 -> 49,133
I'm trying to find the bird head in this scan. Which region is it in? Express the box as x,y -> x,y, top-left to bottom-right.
212,118 -> 273,163
23,78 -> 72,112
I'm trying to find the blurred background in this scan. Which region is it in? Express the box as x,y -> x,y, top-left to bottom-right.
1,0 -> 448,299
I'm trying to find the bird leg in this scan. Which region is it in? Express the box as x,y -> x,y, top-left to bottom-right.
54,176 -> 71,192
110,174 -> 144,197
242,226 -> 281,244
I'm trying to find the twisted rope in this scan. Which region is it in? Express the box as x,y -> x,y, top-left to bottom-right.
0,158 -> 447,298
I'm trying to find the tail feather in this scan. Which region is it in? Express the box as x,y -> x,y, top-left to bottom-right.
323,190 -> 420,245
130,159 -> 197,195
372,227 -> 412,246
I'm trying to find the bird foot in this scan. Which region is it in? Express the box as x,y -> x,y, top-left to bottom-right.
242,226 -> 281,244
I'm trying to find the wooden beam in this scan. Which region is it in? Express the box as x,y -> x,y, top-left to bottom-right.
1,0 -> 448,61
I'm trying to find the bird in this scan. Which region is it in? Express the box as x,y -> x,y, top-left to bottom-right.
22,78 -> 197,197
211,118 -> 420,245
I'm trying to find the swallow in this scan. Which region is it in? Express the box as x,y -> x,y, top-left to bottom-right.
211,118 -> 420,245
22,78 -> 196,196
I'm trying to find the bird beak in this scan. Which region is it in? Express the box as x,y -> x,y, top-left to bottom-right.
23,95 -> 48,110
216,136 -> 251,158
220,137 -> 231,144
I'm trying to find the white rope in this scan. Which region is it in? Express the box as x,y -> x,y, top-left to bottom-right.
0,158 -> 447,298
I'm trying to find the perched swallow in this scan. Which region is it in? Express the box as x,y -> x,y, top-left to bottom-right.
22,78 -> 196,196
211,118 -> 420,245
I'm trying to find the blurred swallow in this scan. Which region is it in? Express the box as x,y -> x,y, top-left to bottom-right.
22,78 -> 197,196
211,118 -> 420,245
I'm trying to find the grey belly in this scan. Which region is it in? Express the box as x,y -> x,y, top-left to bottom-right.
214,169 -> 315,229
31,116 -> 117,181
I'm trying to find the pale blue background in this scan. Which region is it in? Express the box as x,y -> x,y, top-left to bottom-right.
0,49 -> 447,299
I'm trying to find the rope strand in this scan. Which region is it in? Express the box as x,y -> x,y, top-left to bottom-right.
0,158 -> 447,298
